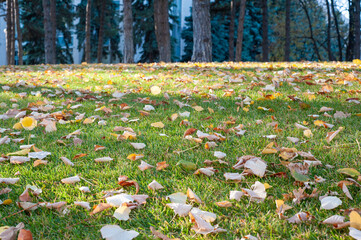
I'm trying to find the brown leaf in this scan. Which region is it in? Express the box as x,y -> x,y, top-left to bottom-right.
156,161 -> 169,171
215,201 -> 232,207
118,178 -> 140,194
73,153 -> 87,160
326,127 -> 343,143
183,128 -> 197,138
18,229 -> 33,240
19,188 -> 32,202
150,226 -> 173,240
90,203 -> 111,215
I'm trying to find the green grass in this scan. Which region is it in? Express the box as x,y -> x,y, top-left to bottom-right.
0,62 -> 361,239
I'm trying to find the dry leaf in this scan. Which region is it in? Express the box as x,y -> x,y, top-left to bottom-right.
138,161 -> 154,171
148,180 -> 164,190
61,175 -> 80,184
130,143 -> 146,150
94,157 -> 113,163
326,127 -> 343,143
60,157 -> 74,166
187,188 -> 202,204
100,225 -> 139,240
90,203 -> 112,215
113,205 -> 131,221
156,161 -> 169,171
18,229 -> 33,240
166,203 -> 193,217
151,122 -> 165,128
127,154 -> 144,161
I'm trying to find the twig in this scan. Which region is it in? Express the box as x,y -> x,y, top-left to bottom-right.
79,176 -> 96,186
173,145 -> 199,154
2,202 -> 41,220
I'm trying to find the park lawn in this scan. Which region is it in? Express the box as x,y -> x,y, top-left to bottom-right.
0,61 -> 361,239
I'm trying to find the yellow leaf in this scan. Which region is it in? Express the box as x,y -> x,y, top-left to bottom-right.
261,142 -> 278,154
13,122 -> 23,130
1,199 -> 12,205
208,107 -> 214,113
193,106 -> 204,112
314,120 -> 325,126
7,149 -> 30,156
20,117 -> 37,130
350,211 -> 361,230
243,107 -> 249,112
83,118 -> 93,124
304,129 -> 313,138
150,86 -> 161,95
127,154 -> 144,161
151,122 -> 165,128
264,183 -> 271,189
262,148 -> 278,154
170,113 -> 178,121
275,199 -> 284,209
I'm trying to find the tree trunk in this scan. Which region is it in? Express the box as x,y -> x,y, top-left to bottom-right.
14,0 -> 23,65
154,0 -> 171,62
326,0 -> 333,60
235,0 -> 246,62
300,0 -> 322,61
50,0 -> 56,63
346,0 -> 355,61
355,0 -> 360,59
6,0 -> 15,65
42,0 -> 56,64
261,0 -> 268,61
331,0 -> 342,60
6,0 -> 11,65
85,0 -> 92,63
228,0 -> 236,61
192,0 -> 212,62
11,0 -> 15,64
123,0 -> 134,63
284,0 -> 290,61
10,0 -> 15,65
97,0 -> 106,63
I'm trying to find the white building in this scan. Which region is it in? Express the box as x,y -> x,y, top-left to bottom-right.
0,0 -> 192,65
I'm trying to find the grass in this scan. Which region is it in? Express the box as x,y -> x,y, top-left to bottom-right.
0,61 -> 360,239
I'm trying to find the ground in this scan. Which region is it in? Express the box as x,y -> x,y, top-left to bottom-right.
0,62 -> 361,239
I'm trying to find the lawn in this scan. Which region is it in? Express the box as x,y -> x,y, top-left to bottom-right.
0,62 -> 361,239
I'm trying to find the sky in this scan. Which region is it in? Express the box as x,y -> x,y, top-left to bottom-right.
337,0 -> 349,19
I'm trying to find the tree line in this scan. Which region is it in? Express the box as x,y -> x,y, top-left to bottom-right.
2,0 -> 361,65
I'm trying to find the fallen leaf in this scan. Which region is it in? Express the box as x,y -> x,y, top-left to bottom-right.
337,168 -> 360,177
61,175 -> 81,184
94,157 -> 113,163
151,122 -> 164,128
17,229 -> 33,240
100,225 -> 139,240
148,180 -> 164,190
320,196 -> 342,210
166,203 -> 193,217
187,188 -> 202,204
113,205 -> 131,221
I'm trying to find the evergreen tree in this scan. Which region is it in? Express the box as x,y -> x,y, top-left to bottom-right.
133,0 -> 177,62
21,0 -> 73,64
182,0 -> 262,62
76,0 -> 121,63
